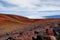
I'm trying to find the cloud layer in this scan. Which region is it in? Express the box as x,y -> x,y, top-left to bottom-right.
0,0 -> 60,18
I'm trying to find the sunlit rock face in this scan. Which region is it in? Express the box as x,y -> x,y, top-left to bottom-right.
0,14 -> 60,40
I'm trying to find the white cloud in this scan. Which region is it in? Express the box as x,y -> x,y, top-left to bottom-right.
4,0 -> 60,11
0,4 -> 19,11
5,0 -> 39,9
0,0 -> 60,19
0,0 -> 60,12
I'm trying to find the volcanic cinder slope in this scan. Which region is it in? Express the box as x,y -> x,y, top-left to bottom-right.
0,14 -> 60,35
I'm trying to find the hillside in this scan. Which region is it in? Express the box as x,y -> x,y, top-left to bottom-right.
0,14 -> 60,38
0,14 -> 32,35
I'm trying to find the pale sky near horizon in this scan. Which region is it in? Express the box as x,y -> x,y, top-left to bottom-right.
0,0 -> 60,19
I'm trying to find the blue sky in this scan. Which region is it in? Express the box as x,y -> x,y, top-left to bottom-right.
0,0 -> 60,19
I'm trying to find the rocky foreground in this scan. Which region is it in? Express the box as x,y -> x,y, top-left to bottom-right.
0,14 -> 60,40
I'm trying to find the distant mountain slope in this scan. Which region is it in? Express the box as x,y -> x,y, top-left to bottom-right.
45,15 -> 60,18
